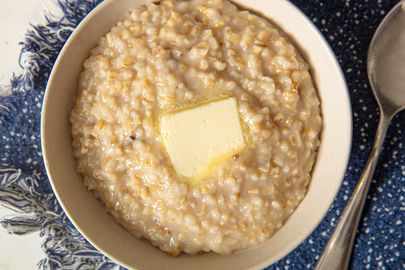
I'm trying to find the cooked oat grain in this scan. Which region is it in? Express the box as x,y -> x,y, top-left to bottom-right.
70,0 -> 322,255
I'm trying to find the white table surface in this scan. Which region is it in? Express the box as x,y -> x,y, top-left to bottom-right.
0,1 -> 62,269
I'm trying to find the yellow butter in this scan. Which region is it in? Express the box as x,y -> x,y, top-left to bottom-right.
159,97 -> 245,181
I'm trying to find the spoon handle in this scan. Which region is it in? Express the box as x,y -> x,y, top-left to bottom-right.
315,112 -> 392,270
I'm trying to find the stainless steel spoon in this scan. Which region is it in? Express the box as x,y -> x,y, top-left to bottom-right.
315,1 -> 405,269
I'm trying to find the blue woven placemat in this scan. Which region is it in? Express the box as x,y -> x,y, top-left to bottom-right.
0,0 -> 404,269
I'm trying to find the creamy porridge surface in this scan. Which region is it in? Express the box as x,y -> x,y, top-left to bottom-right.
70,0 -> 322,255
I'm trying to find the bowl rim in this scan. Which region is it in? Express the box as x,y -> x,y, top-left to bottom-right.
41,0 -> 352,269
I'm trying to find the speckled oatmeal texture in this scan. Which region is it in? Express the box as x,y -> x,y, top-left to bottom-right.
70,0 -> 321,255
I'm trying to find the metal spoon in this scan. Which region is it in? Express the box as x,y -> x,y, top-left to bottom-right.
315,1 -> 405,269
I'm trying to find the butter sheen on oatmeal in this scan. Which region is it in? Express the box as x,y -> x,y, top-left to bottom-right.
70,0 -> 322,256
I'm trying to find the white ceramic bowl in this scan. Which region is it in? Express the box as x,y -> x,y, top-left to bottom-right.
41,0 -> 352,269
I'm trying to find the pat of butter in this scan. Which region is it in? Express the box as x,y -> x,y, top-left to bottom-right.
159,97 -> 245,180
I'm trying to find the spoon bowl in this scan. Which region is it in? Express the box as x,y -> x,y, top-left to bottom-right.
368,1 -> 405,114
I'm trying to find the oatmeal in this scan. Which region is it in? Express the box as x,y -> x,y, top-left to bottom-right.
70,0 -> 322,255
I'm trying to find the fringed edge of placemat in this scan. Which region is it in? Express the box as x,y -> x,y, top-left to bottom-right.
0,1 -> 125,269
